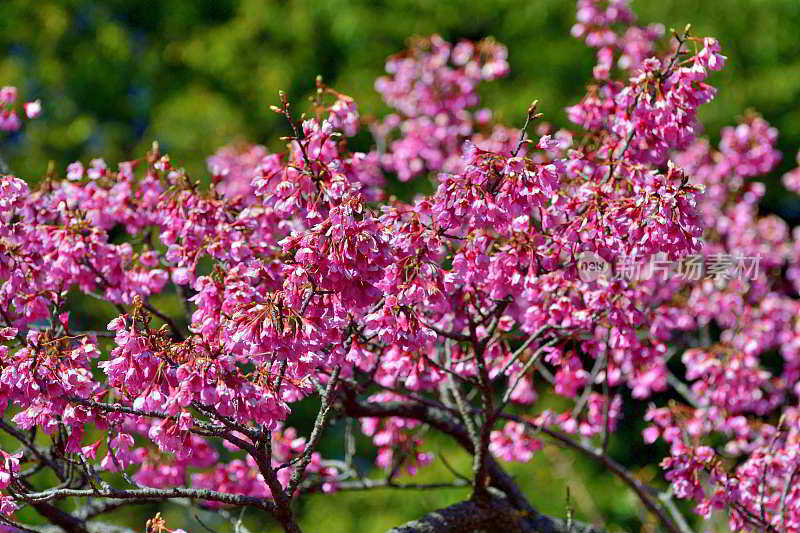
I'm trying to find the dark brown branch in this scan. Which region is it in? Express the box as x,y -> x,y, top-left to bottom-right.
30,502 -> 88,533
251,442 -> 301,533
0,420 -> 65,481
466,310 -> 495,497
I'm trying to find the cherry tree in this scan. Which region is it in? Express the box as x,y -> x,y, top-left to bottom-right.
2,1 -> 799,532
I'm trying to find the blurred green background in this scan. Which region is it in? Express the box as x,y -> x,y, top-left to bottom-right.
1,0 -> 799,531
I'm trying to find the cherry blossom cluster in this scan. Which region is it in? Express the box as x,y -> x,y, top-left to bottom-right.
371,34 -> 515,181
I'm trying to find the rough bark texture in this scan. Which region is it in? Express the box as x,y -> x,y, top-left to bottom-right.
385,493 -> 605,533
386,497 -> 524,533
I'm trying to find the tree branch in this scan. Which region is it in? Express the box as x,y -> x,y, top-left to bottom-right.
340,392 -> 602,533
500,413 -> 682,533
286,367 -> 340,496
17,487 -> 276,514
30,502 -> 88,533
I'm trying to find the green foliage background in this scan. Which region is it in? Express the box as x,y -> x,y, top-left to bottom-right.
1,0 -> 799,531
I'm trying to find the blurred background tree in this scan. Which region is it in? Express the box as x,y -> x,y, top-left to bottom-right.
1,1 -> 799,531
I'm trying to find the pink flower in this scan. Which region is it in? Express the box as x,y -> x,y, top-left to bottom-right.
0,87 -> 17,106
490,422 -> 543,462
23,100 -> 41,119
0,496 -> 17,517
66,161 -> 84,181
697,37 -> 726,71
0,111 -> 20,132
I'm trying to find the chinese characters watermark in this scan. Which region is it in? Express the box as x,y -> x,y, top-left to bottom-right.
577,252 -> 761,283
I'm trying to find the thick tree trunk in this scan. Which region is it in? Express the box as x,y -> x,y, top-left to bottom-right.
385,493 -> 605,533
